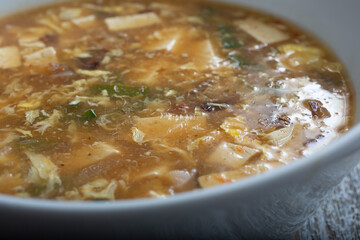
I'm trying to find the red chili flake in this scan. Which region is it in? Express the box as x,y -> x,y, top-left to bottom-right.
215,175 -> 232,184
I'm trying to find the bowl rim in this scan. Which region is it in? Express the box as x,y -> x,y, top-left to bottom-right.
0,0 -> 359,213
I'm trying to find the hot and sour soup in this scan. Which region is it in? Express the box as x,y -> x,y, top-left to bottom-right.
0,0 -> 353,200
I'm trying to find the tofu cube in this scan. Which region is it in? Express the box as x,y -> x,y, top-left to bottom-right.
236,18 -> 289,44
0,46 -> 21,69
72,15 -> 96,28
23,47 -> 58,66
206,142 -> 261,170
105,12 -> 161,32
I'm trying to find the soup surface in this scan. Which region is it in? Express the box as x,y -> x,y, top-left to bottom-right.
0,0 -> 353,200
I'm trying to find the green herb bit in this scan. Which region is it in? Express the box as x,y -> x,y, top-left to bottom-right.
81,109 -> 97,121
109,72 -> 123,84
91,199 -> 107,202
218,25 -> 243,49
229,54 -> 264,71
17,139 -> 42,149
222,37 -> 243,49
199,7 -> 215,17
37,115 -> 48,121
66,102 -> 81,113
92,84 -> 149,97
28,184 -> 47,197
17,138 -> 57,151
262,15 -> 276,23
114,85 -> 149,97
95,10 -> 110,19
218,25 -> 232,34
228,53 -> 252,66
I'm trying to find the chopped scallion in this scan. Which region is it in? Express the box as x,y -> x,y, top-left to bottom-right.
81,109 -> 97,121
218,25 -> 232,34
67,102 -> 81,113
218,25 -> 243,49
222,37 -> 243,49
228,53 -> 251,66
199,7 -> 215,17
17,138 -> 57,151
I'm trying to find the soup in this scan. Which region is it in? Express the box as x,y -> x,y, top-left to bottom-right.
0,0 -> 353,200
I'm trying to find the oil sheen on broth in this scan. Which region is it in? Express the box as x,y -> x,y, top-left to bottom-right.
0,0 -> 353,200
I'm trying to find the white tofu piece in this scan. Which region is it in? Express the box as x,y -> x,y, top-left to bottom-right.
148,34 -> 179,51
149,2 -> 176,10
105,12 -> 161,32
135,114 -> 207,141
198,163 -> 269,188
236,18 -> 289,44
127,59 -> 177,86
23,47 -> 58,66
18,27 -> 51,42
76,69 -> 111,77
0,46 -> 21,69
18,35 -> 41,44
59,8 -> 82,20
119,3 -> 146,14
190,39 -> 222,70
172,38 -> 222,71
134,166 -> 169,181
198,170 -> 244,188
206,142 -> 261,170
72,15 -> 96,28
146,27 -> 185,51
19,40 -> 46,48
165,170 -> 195,188
18,27 -> 52,48
60,142 -> 121,172
38,19 -> 63,34
145,28 -> 222,71
130,64 -> 161,85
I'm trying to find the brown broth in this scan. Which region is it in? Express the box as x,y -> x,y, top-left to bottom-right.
0,0 -> 353,200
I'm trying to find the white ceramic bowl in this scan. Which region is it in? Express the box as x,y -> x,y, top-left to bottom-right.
0,0 -> 359,238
